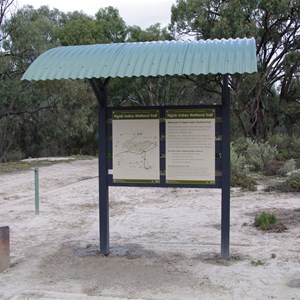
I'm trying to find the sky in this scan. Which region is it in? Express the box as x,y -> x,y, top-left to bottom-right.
16,0 -> 177,29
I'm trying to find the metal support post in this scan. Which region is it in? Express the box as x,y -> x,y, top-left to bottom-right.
90,78 -> 110,255
221,74 -> 231,259
98,95 -> 109,255
34,168 -> 39,215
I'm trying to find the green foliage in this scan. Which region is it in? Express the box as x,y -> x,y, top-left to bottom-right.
230,142 -> 257,190
231,142 -> 246,174
254,212 -> 277,230
280,159 -> 296,176
3,5 -> 63,58
263,160 -> 284,176
0,5 -> 101,161
231,172 -> 257,191
95,6 -> 127,43
54,7 -> 128,46
1,1 -> 300,162
25,80 -> 98,157
263,158 -> 296,177
266,170 -> 300,193
268,134 -> 300,161
229,137 -> 297,188
0,161 -> 32,173
170,0 -> 300,140
211,0 -> 258,39
54,13 -> 98,46
0,5 -> 67,161
251,260 -> 265,266
127,23 -> 172,42
245,139 -> 278,172
4,149 -> 24,162
232,137 -> 279,175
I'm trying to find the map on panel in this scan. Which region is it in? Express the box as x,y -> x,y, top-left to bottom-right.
112,110 -> 160,183
114,131 -> 158,171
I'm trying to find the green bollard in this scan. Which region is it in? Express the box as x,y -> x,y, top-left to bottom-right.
0,226 -> 10,272
34,168 -> 39,215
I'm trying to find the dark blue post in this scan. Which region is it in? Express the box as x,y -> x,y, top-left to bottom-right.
89,78 -> 110,255
221,74 -> 230,259
98,89 -> 109,255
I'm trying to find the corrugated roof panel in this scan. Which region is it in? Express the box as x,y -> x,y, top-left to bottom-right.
21,38 -> 257,81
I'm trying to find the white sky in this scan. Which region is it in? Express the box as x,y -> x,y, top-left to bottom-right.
16,0 -> 177,29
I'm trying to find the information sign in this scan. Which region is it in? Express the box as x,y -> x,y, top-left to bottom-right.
112,110 -> 160,183
165,109 -> 215,184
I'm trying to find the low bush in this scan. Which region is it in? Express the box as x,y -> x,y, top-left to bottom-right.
266,170 -> 300,192
264,159 -> 296,176
231,142 -> 257,190
268,134 -> 300,161
231,142 -> 247,174
4,149 -> 25,162
264,160 -> 285,176
231,172 -> 257,190
280,159 -> 296,175
254,212 -> 277,230
245,139 -> 278,172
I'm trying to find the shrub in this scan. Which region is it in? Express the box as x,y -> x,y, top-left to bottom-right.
278,170 -> 300,192
268,134 -> 300,160
231,142 -> 257,190
280,159 -> 296,176
296,159 -> 300,169
231,142 -> 247,174
245,139 -> 278,172
231,172 -> 257,190
4,149 -> 25,162
254,212 -> 277,230
266,170 -> 300,192
264,159 -> 296,176
264,160 -> 285,176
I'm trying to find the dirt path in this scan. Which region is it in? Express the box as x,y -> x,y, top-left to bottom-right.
0,159 -> 299,299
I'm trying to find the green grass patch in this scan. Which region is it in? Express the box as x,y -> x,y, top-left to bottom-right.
251,259 -> 265,266
0,161 -> 32,173
254,212 -> 277,230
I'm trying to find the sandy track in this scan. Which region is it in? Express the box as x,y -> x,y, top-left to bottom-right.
0,159 -> 299,299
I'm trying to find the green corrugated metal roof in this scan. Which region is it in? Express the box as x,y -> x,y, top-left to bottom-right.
21,38 -> 257,81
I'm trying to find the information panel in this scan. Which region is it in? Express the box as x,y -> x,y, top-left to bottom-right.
165,109 -> 215,184
112,110 -> 160,183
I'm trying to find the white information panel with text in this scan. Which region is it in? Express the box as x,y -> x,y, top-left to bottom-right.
166,109 -> 215,184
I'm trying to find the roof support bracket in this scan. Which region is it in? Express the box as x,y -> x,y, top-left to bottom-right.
89,77 -> 110,108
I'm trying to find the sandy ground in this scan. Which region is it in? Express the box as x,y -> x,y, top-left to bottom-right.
0,158 -> 299,300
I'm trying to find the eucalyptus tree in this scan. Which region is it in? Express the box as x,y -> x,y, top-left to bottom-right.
127,23 -> 171,42
0,5 -> 95,160
54,11 -> 98,46
0,0 -> 18,161
95,6 -> 127,43
0,0 -> 15,47
0,5 -> 131,160
54,6 -> 127,46
170,0 -> 300,139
